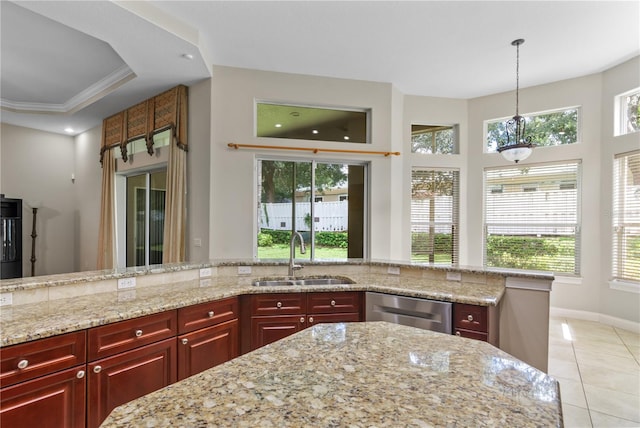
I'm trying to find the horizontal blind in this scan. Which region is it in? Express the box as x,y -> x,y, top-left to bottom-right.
484,162 -> 581,274
411,169 -> 459,264
613,151 -> 640,283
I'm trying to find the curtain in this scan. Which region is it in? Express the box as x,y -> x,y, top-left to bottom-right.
97,148 -> 116,269
162,138 -> 187,263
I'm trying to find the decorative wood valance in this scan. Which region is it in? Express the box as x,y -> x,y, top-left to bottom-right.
100,85 -> 188,165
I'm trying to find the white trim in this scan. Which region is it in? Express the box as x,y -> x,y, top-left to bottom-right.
552,276 -> 583,286
609,279 -> 640,294
505,277 -> 553,291
550,307 -> 640,334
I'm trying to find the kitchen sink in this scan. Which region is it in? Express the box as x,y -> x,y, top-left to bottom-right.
252,276 -> 355,287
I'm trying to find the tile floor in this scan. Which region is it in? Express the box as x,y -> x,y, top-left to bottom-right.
548,317 -> 640,427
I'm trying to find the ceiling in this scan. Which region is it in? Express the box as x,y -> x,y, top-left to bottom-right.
1,1 -> 638,136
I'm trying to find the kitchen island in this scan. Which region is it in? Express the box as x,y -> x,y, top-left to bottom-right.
100,321 -> 562,427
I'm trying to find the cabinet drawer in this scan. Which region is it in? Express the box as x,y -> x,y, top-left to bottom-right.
88,311 -> 177,361
1,330 -> 86,387
307,292 -> 362,314
455,329 -> 488,342
178,297 -> 238,334
308,312 -> 361,325
453,303 -> 487,333
250,293 -> 306,316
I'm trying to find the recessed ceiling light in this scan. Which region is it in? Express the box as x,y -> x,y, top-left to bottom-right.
64,127 -> 74,133
181,53 -> 194,60
343,136 -> 350,140
312,130 -> 319,134
275,123 -> 282,128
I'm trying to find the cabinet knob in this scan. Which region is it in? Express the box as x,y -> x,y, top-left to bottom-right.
276,302 -> 282,308
300,317 -> 305,323
181,338 -> 189,345
309,317 -> 314,323
17,359 -> 29,369
135,329 -> 143,337
208,311 -> 215,318
330,300 -> 336,307
467,315 -> 474,322
455,331 -> 461,336
93,365 -> 102,373
76,370 -> 85,379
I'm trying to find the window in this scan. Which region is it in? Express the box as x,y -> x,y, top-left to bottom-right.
613,151 -> 640,283
486,107 -> 579,152
257,159 -> 367,260
256,103 -> 369,144
411,169 -> 459,264
411,124 -> 458,154
125,169 -> 167,267
616,89 -> 640,136
484,162 -> 581,274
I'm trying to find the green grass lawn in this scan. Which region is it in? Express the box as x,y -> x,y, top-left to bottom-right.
258,244 -> 347,260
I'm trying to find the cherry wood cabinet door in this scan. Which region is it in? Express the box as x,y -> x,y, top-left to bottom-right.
177,319 -> 239,381
250,315 -> 306,350
0,365 -> 86,428
87,338 -> 177,428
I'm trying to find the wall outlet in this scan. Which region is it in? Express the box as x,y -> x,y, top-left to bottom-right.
199,267 -> 212,278
387,266 -> 400,275
238,266 -> 252,275
0,293 -> 13,306
194,238 -> 202,247
446,272 -> 462,281
117,277 -> 136,289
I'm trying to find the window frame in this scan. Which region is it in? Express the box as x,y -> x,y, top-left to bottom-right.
615,88 -> 640,136
410,124 -> 459,155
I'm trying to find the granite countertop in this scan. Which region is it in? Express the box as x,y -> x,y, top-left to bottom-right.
100,321 -> 562,427
0,273 -> 506,347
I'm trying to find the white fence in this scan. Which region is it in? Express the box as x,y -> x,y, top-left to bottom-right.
260,201 -> 348,232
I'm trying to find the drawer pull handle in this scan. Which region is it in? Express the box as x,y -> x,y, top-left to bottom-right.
181,338 -> 189,345
77,370 -> 85,379
309,317 -> 314,323
300,317 -> 305,323
467,315 -> 474,322
135,329 -> 143,337
93,366 -> 102,374
208,311 -> 215,318
276,302 -> 282,308
455,331 -> 461,337
17,359 -> 29,369
330,300 -> 336,307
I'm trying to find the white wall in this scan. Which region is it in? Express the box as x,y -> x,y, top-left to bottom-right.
0,123 -> 77,276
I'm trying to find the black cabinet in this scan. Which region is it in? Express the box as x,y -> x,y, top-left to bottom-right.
1,195 -> 22,279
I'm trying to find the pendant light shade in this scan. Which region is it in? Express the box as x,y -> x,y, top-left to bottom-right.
497,39 -> 535,163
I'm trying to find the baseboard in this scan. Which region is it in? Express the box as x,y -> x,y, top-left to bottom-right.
550,307 -> 640,333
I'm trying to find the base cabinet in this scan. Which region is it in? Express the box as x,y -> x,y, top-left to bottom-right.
0,365 -> 86,428
178,319 -> 238,381
453,303 -> 499,346
87,338 -> 176,428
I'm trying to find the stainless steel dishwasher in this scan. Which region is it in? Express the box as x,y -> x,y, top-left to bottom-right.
365,292 -> 452,334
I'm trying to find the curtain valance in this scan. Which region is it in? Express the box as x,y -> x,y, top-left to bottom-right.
99,85 -> 188,164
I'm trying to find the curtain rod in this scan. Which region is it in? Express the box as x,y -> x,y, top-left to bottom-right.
227,143 -> 400,157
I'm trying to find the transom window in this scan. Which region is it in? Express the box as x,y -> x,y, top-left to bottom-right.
411,124 -> 458,154
484,162 -> 581,275
616,88 -> 640,136
485,107 -> 579,152
612,151 -> 640,283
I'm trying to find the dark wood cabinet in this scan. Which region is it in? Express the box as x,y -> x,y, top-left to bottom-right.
87,337 -> 176,428
453,303 -> 499,346
245,291 -> 363,352
0,331 -> 87,428
176,297 -> 239,380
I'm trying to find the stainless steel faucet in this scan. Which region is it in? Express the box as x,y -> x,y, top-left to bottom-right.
288,231 -> 306,277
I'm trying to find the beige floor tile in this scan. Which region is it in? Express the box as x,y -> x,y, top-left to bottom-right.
549,342 -> 576,362
584,384 -> 640,423
579,363 -> 640,397
574,349 -> 640,372
590,410 -> 640,427
617,329 -> 640,347
570,328 -> 625,346
556,375 -> 588,408
562,403 -> 592,428
549,357 -> 582,382
573,340 -> 637,359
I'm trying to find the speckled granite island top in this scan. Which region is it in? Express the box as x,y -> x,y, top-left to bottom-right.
101,322 -> 562,428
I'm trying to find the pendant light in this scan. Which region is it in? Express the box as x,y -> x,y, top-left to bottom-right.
497,38 -> 534,163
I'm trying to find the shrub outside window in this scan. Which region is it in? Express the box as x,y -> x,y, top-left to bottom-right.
484,162 -> 581,275
485,108 -> 579,152
612,151 -> 640,283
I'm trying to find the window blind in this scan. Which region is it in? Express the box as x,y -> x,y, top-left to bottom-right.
411,169 -> 459,264
613,151 -> 640,283
484,162 -> 581,274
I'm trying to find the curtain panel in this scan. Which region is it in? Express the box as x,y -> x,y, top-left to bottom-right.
97,85 -> 188,268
